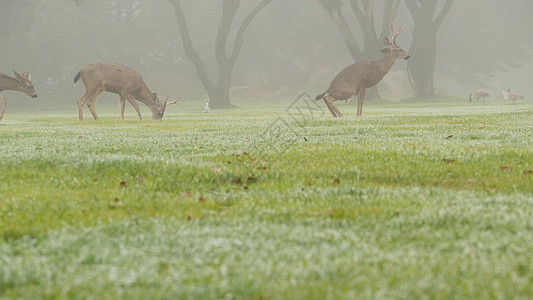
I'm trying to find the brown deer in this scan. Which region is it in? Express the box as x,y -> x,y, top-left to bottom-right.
74,62 -> 179,121
0,71 -> 38,121
469,90 -> 490,103
316,26 -> 410,117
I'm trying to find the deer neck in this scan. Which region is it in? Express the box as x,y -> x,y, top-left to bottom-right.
0,74 -> 21,92
136,85 -> 158,110
376,52 -> 397,76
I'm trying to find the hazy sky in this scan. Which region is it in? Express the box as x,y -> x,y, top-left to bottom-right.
1,0 -> 532,110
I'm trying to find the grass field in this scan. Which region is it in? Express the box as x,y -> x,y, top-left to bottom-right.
1,99 -> 532,299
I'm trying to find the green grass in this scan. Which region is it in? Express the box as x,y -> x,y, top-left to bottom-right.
1,99 -> 532,299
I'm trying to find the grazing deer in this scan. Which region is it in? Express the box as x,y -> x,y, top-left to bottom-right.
316,26 -> 410,117
0,71 -> 37,121
505,87 -> 523,104
469,90 -> 490,103
74,62 -> 179,121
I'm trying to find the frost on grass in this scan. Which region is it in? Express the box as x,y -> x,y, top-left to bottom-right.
1,105 -> 532,298
1,214 -> 533,298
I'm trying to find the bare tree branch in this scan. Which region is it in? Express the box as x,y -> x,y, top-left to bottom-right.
216,0 -> 241,66
364,0 -> 376,38
168,0 -> 216,93
169,0 -> 274,107
350,0 -> 377,37
318,0 -> 363,60
230,0 -> 274,65
427,0 -> 438,17
433,0 -> 454,31
403,0 -> 421,21
380,0 -> 400,38
349,0 -> 366,29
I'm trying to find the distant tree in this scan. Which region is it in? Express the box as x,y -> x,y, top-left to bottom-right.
228,0 -> 351,97
167,0 -> 274,108
437,0 -> 533,89
317,0 -> 401,99
0,1 -> 35,40
404,0 -> 454,98
1,0 -> 179,109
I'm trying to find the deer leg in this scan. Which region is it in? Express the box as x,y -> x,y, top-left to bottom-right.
124,95 -> 142,120
0,93 -> 6,121
357,86 -> 367,116
323,97 -> 338,117
86,89 -> 103,121
331,101 -> 344,118
119,96 -> 126,120
77,90 -> 95,121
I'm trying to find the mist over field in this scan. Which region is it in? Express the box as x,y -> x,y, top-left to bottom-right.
1,0 -> 532,112
2,1 -> 533,298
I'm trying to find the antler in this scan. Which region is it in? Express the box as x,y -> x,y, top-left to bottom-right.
391,25 -> 403,47
163,97 -> 180,110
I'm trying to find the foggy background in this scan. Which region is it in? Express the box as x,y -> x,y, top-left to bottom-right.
1,0 -> 532,111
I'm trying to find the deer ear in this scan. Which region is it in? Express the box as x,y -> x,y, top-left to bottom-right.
383,37 -> 391,46
380,47 -> 390,53
13,70 -> 24,80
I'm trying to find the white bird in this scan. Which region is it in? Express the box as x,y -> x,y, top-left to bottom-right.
203,102 -> 210,113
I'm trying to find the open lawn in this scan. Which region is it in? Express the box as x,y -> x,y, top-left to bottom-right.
1,99 -> 532,299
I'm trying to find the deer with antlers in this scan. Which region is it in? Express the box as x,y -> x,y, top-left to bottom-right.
316,26 -> 410,117
0,70 -> 38,121
74,62 -> 179,121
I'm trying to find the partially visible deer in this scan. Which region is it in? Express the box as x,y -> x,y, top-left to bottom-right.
316,26 -> 410,117
469,90 -> 490,103
0,70 -> 38,121
504,87 -> 523,104
74,62 -> 179,121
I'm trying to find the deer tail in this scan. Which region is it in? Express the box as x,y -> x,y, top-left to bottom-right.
315,91 -> 327,101
73,70 -> 81,85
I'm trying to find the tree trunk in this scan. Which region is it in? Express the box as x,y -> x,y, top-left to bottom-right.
208,88 -> 231,108
404,0 -> 454,98
211,65 -> 233,108
362,30 -> 382,100
408,28 -> 437,98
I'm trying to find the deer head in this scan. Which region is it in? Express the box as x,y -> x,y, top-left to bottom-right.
13,70 -> 37,98
151,92 -> 180,119
380,26 -> 410,60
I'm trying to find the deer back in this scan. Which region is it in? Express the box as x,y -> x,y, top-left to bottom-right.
81,62 -> 149,97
